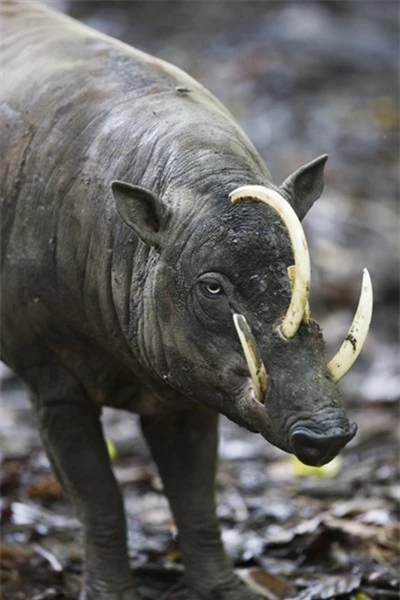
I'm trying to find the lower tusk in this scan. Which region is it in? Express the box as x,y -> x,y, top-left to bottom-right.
233,313 -> 268,403
327,268 -> 373,383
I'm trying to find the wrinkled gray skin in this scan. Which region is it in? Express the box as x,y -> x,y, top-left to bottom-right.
1,2 -> 356,599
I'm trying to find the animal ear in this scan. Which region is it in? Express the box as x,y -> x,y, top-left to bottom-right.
279,154 -> 328,221
111,181 -> 170,248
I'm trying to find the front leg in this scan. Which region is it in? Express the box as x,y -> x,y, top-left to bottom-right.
140,405 -> 259,600
30,367 -> 139,600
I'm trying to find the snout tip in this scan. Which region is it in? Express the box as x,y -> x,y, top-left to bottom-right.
291,422 -> 357,467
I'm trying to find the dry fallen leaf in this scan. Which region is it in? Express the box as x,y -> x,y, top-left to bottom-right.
295,573 -> 362,600
27,477 -> 63,499
237,568 -> 297,599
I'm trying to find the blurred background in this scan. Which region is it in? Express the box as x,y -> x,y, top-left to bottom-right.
1,2 -> 399,599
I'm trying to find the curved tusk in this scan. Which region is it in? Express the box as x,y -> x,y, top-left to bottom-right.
230,185 -> 310,339
233,313 -> 268,403
327,268 -> 373,383
288,265 -> 310,324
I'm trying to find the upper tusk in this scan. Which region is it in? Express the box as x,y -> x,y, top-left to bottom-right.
287,265 -> 310,324
327,268 -> 373,383
230,185 -> 310,339
233,313 -> 268,403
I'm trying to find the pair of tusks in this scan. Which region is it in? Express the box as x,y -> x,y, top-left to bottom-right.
229,185 -> 373,404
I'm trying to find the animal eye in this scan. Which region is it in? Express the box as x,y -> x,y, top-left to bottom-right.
200,280 -> 224,297
206,282 -> 222,295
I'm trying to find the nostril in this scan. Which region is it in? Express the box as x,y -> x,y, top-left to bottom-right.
291,426 -> 356,467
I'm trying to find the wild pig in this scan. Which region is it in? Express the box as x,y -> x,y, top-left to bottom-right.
0,1 -> 373,599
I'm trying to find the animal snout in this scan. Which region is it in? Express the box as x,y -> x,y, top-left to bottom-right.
291,423 -> 357,467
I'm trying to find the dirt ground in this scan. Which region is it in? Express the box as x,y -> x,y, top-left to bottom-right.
1,2 -> 399,599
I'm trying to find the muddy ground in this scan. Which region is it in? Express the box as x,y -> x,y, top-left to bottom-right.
1,2 -> 399,599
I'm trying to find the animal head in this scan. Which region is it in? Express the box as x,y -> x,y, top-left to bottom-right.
111,155 -> 372,466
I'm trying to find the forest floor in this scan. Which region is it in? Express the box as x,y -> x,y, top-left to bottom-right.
1,371 -> 399,600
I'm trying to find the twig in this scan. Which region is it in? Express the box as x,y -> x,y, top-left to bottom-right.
32,544 -> 63,573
